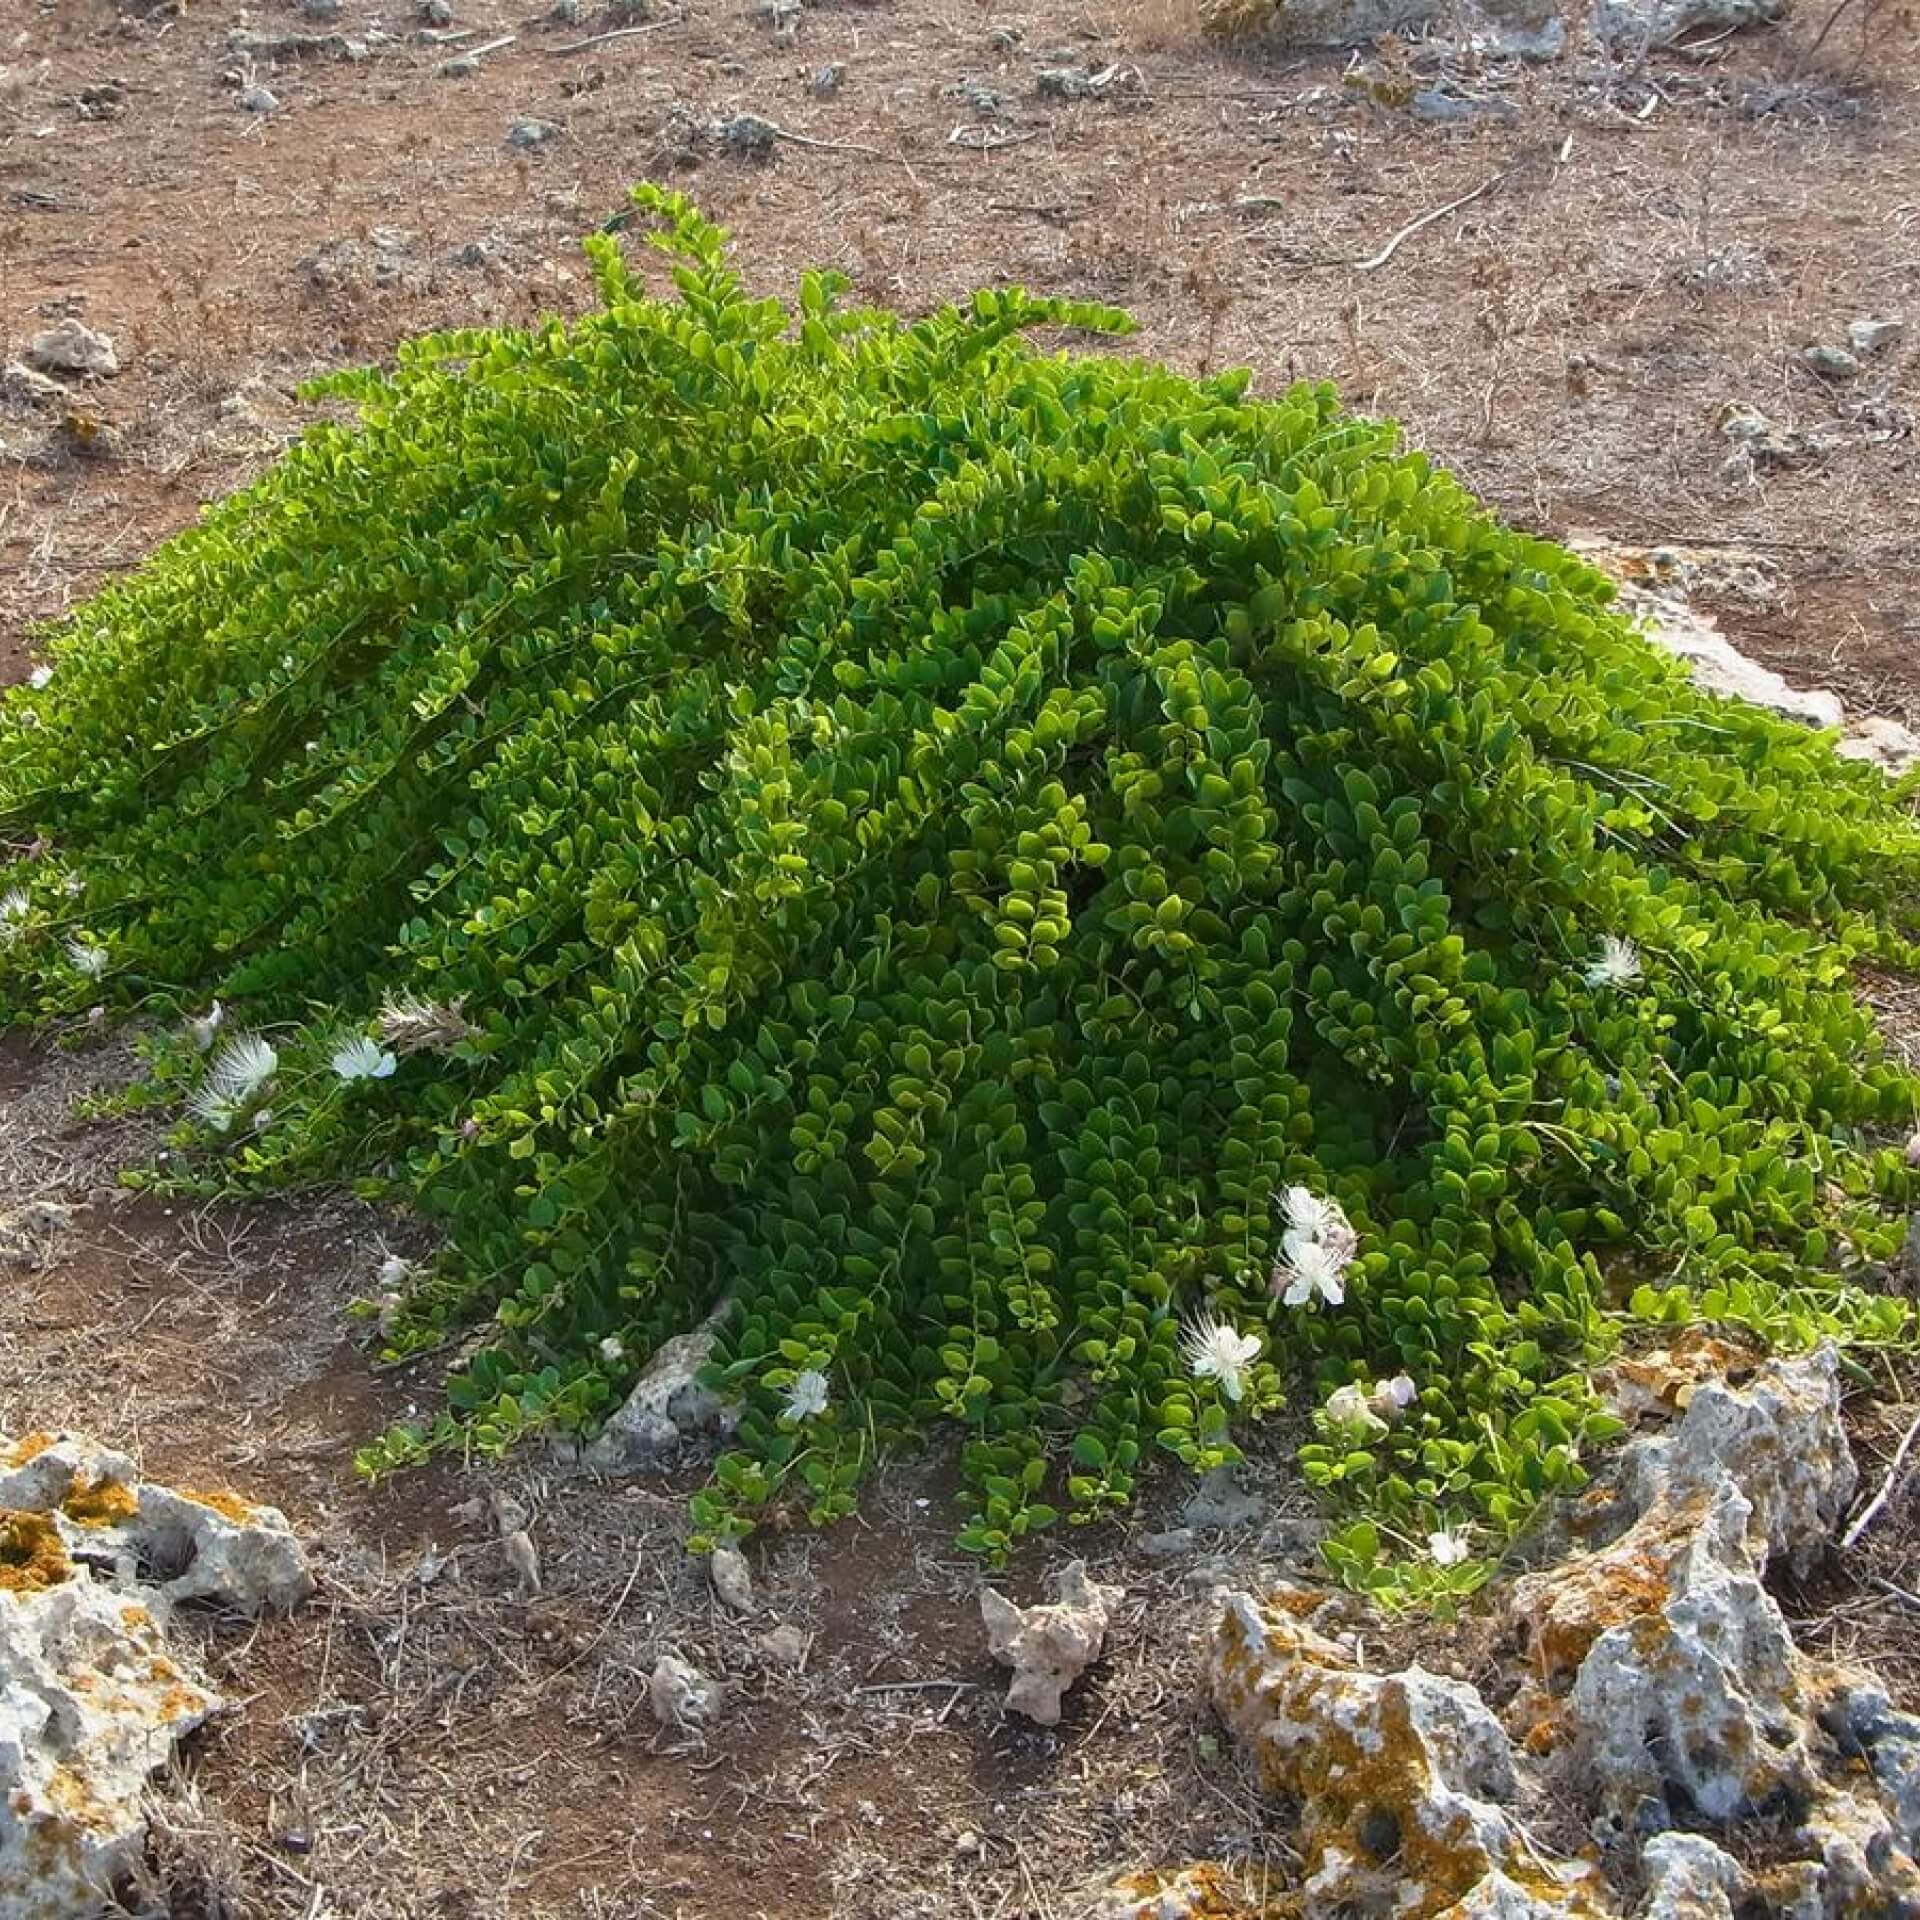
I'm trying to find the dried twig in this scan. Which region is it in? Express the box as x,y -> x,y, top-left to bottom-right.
1840,1404 -> 1920,1550
1353,169 -> 1507,272
547,17 -> 680,55
757,117 -> 889,160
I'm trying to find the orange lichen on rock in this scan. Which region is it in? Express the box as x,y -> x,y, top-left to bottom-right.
5,1431 -> 56,1467
1102,1862 -> 1283,1920
177,1487 -> 258,1524
1510,1488 -> 1713,1685
1598,1328 -> 1763,1419
63,1472 -> 139,1527
1210,1589 -> 1544,1920
0,1508 -> 72,1592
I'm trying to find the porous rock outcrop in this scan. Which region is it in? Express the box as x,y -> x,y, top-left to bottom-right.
1206,1346 -> 1920,1920
0,1431 -> 313,1918
1209,1586 -> 1600,1919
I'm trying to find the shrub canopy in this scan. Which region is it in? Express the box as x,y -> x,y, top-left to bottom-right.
2,192 -> 1914,1572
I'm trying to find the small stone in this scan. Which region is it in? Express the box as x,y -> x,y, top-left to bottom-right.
1802,343 -> 1860,380
237,84 -> 280,113
25,318 -> 118,379
507,116 -> 562,150
650,1653 -> 722,1728
0,1199 -> 71,1269
980,1561 -> 1123,1724
1848,315 -> 1905,356
709,1544 -> 754,1613
1140,1526 -> 1196,1559
1904,1128 -> 1920,1170
501,1528 -> 541,1594
438,53 -> 480,76
809,62 -> 844,97
1180,1464 -> 1263,1532
549,0 -> 583,19
423,0 -> 454,20
584,1305 -> 733,1471
299,0 -> 343,17
758,1622 -> 809,1667
0,361 -> 66,411
1640,1833 -> 1742,1920
720,112 -> 777,158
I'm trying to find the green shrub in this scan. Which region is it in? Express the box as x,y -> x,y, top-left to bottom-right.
2,190 -> 1914,1568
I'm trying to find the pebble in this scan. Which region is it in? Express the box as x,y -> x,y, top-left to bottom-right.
1,361 -> 67,410
1802,342 -> 1860,380
809,62 -> 844,97
506,117 -> 563,149
423,0 -> 454,20
25,318 -> 118,379
650,1653 -> 723,1728
1140,1526 -> 1197,1559
709,1544 -> 754,1613
438,54 -> 480,77
237,85 -> 280,113
758,1622 -> 809,1667
1848,315 -> 1905,356
1180,1464 -> 1264,1532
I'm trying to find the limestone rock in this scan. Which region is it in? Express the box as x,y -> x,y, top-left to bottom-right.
1847,316 -> 1904,357
649,1653 -> 722,1729
24,320 -> 118,379
1199,0 -> 1438,45
1181,1464 -> 1263,1532
0,1431 -> 312,1917
1080,1862 -> 1273,1920
584,1304 -> 733,1471
1573,539 -> 1920,777
0,363 -> 66,412
980,1561 -> 1122,1725
1591,0 -> 1782,48
1567,1481 -> 1811,1824
0,1432 -> 314,1615
757,1622 -> 808,1668
1802,343 -> 1860,381
1626,1343 -> 1855,1577
0,1201 -> 71,1272
1208,1586 -> 1591,1918
0,1569 -> 218,1919
1638,1833 -> 1741,1920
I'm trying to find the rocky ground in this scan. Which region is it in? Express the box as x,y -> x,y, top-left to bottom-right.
3,0 -> 1920,1915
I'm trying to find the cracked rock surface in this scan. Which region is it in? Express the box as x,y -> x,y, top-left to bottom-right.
1201,1347 -> 1920,1920
0,1430 -> 313,1918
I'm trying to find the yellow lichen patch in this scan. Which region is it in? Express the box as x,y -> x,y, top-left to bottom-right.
63,1472 -> 138,1527
1509,1489 -> 1715,1686
1599,1328 -> 1763,1419
1108,1863 -> 1285,1920
179,1487 -> 257,1524
0,1509 -> 73,1591
1210,1595 -> 1504,1920
5,1430 -> 57,1467
120,1602 -> 151,1631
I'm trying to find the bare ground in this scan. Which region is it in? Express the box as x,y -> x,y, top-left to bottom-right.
4,1 -> 1920,1915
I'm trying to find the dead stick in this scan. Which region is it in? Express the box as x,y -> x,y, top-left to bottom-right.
851,1678 -> 980,1694
760,118 -> 888,161
1353,170 -> 1507,273
1841,1403 -> 1920,1550
547,18 -> 678,53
